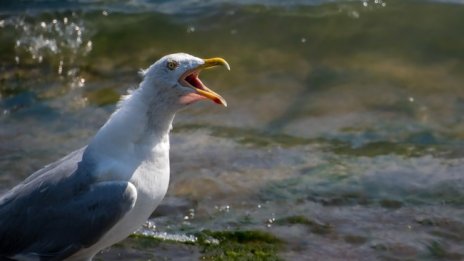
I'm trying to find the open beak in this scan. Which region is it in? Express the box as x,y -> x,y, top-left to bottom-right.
179,57 -> 230,107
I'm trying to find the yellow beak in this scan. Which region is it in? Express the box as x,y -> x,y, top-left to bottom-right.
200,57 -> 231,71
195,57 -> 230,107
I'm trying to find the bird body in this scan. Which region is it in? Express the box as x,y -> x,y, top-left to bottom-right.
0,53 -> 229,260
67,86 -> 174,260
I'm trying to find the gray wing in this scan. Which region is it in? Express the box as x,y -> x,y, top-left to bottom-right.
0,149 -> 137,260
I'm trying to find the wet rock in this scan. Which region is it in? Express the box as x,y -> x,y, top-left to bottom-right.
344,234 -> 367,245
379,199 -> 403,209
425,240 -> 463,260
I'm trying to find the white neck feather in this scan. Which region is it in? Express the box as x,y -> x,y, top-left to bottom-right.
86,80 -> 176,161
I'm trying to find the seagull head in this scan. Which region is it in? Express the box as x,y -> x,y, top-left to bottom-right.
142,53 -> 229,109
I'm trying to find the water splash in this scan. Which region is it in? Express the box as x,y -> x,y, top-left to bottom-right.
215,204 -> 230,213
134,220 -> 198,243
266,214 -> 276,228
361,0 -> 387,8
183,208 -> 195,220
10,13 -> 92,65
5,14 -> 92,88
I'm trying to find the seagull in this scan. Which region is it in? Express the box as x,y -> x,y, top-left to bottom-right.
0,53 -> 230,261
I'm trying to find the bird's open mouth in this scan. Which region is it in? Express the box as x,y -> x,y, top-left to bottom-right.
183,71 -> 205,91
179,57 -> 229,107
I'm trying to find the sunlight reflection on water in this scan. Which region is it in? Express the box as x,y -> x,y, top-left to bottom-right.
1,0 -> 464,259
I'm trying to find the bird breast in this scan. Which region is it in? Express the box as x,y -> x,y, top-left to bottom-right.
81,136 -> 171,258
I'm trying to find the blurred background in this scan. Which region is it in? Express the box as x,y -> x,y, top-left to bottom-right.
1,0 -> 464,260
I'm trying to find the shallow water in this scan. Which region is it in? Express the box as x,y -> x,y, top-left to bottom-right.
1,0 -> 464,260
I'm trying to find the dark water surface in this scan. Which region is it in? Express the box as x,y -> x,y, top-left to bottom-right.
1,0 -> 464,260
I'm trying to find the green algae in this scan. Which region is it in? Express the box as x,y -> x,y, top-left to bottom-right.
104,230 -> 284,261
124,235 -> 165,252
196,230 -> 283,261
275,215 -> 332,235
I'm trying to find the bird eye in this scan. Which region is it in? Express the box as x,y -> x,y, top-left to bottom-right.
166,60 -> 178,70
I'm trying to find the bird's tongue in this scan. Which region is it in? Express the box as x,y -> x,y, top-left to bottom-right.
184,73 -> 226,106
185,74 -> 204,90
